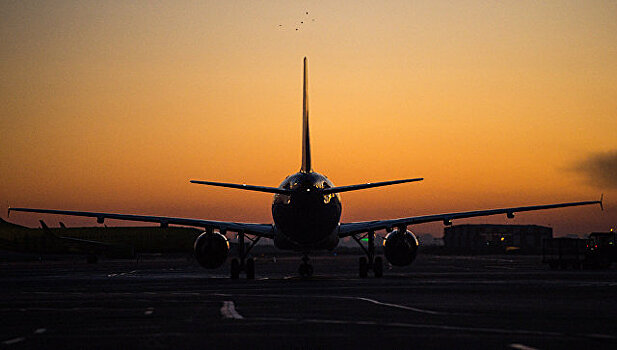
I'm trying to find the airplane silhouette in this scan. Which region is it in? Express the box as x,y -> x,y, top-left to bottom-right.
9,58 -> 602,278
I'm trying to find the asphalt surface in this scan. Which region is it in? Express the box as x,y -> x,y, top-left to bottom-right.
1,254 -> 616,349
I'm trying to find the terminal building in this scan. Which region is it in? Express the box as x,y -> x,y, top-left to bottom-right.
443,224 -> 552,253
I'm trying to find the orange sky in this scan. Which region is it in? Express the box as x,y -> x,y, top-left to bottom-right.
1,1 -> 615,236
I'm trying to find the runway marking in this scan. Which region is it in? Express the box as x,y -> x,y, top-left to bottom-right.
342,296 -> 444,315
211,293 -> 445,315
144,307 -> 154,316
485,265 -> 516,270
250,316 -> 614,340
2,337 -> 25,345
220,301 -> 244,319
107,270 -> 138,278
1,328 -> 48,346
509,344 -> 540,350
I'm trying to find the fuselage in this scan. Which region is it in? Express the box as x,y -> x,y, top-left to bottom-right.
272,171 -> 341,251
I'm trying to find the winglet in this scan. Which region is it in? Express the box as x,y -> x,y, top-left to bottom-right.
7,203 -> 10,218
600,193 -> 604,211
301,57 -> 312,173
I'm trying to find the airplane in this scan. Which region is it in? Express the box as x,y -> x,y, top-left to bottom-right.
0,217 -> 201,262
8,57 -> 602,279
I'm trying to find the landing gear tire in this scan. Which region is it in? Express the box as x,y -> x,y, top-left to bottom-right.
359,257 -> 368,278
246,258 -> 255,280
231,258 -> 240,279
373,256 -> 383,278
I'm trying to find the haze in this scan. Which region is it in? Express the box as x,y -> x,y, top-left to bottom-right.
1,1 -> 615,235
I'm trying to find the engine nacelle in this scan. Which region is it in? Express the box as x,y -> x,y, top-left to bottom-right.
193,232 -> 229,269
384,229 -> 419,267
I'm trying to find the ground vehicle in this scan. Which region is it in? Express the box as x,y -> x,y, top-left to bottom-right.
543,232 -> 615,269
586,231 -> 616,268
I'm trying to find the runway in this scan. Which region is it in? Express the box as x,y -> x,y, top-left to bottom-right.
2,254 -> 616,349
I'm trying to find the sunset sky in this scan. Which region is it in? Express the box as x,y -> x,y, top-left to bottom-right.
1,1 -> 615,236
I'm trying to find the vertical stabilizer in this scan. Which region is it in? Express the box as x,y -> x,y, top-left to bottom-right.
301,57 -> 312,173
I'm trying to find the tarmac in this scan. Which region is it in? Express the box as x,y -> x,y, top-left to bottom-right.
1,254 -> 616,349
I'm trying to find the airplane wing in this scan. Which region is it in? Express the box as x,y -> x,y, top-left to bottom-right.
9,207 -> 275,238
338,199 -> 602,237
39,220 -> 122,248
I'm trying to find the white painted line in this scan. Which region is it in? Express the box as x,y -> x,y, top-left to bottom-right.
2,337 -> 25,345
144,307 -> 154,316
211,293 -> 445,316
220,301 -> 244,319
33,328 -> 46,334
343,296 -> 444,315
107,270 -> 138,278
255,317 -> 560,337
510,344 -> 540,350
209,293 -> 616,340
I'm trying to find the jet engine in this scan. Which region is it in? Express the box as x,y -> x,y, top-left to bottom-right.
193,232 -> 229,268
383,229 -> 419,266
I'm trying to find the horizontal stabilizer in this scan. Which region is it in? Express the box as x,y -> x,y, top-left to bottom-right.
190,180 -> 292,195
322,178 -> 423,194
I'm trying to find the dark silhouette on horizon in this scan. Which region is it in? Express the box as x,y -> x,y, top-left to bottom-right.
8,58 -> 602,279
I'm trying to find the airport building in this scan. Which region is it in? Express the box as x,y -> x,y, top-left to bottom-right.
443,224 -> 552,253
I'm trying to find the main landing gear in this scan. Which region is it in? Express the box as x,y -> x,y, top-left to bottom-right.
298,255 -> 313,278
230,232 -> 260,280
352,231 -> 383,278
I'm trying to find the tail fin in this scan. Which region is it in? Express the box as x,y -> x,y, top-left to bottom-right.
301,57 -> 312,173
39,220 -> 60,239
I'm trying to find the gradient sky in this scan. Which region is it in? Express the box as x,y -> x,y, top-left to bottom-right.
1,0 -> 615,236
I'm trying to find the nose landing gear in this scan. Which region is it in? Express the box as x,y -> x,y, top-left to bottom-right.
298,254 -> 313,278
353,231 -> 383,278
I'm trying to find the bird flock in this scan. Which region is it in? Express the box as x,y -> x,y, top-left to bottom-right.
278,11 -> 316,31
